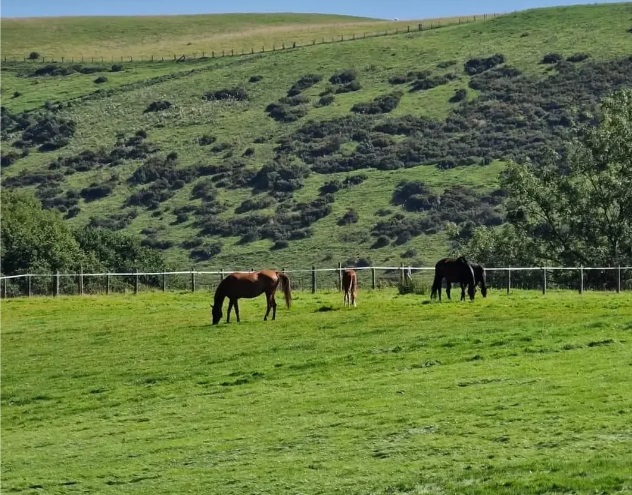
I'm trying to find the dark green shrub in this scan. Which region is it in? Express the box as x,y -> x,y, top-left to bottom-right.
464,54 -> 505,75
28,51 -> 40,60
329,69 -> 357,84
203,86 -> 248,101
94,76 -> 108,84
144,100 -> 172,113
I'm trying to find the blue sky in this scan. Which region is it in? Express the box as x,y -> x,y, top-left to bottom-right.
1,0 -> 623,19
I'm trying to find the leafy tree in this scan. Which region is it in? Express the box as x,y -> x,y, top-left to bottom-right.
1,190 -> 84,274
500,88 -> 632,266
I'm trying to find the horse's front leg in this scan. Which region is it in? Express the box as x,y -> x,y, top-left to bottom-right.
446,282 -> 452,300
234,299 -> 240,323
460,283 -> 466,301
226,299 -> 234,323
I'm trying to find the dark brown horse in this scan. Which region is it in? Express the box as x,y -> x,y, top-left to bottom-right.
446,262 -> 487,299
342,269 -> 358,307
211,270 -> 291,325
431,256 -> 476,301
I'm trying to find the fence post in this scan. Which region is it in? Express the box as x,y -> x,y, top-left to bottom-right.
399,263 -> 404,285
311,266 -> 316,294
506,269 -> 511,295
220,269 -> 225,282
54,271 -> 60,297
542,267 -> 547,295
134,269 -> 139,295
28,275 -> 32,297
191,269 -> 196,292
617,265 -> 621,293
579,265 -> 584,294
162,273 -> 167,292
106,274 -> 111,295
79,266 -> 84,295
372,268 -> 376,290
338,262 -> 342,291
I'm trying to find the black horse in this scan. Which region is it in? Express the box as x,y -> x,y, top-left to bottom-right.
431,256 -> 476,301
446,262 -> 487,299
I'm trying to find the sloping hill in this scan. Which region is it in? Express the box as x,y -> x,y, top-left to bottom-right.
1,3 -> 632,271
0,12 -> 478,60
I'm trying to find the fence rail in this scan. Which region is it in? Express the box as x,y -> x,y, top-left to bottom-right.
1,265 -> 630,299
1,14 -> 499,64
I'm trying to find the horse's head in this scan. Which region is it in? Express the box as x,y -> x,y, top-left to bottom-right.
480,285 -> 488,298
210,304 -> 223,325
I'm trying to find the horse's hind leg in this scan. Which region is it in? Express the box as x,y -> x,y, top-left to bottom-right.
460,283 -> 466,301
271,295 -> 278,320
446,283 -> 452,300
226,300 -> 234,323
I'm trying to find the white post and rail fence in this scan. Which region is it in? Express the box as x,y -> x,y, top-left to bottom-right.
0,265 -> 629,298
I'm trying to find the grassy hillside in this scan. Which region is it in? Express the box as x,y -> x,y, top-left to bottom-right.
2,3 -> 632,272
2,289 -> 632,494
0,13 -> 479,60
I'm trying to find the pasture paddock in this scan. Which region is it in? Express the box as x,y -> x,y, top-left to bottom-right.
2,290 -> 631,494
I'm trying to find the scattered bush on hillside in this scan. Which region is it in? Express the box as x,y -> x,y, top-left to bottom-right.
250,161 -> 310,195
567,53 -> 590,63
319,173 -> 367,196
235,196 -> 275,214
371,235 -> 391,248
111,64 -> 124,72
541,53 -> 563,64
391,180 -> 437,212
437,60 -> 457,69
28,51 -> 40,60
141,236 -> 174,250
464,54 -> 505,75
13,91 -> 22,98
449,88 -> 468,103
190,241 -> 223,261
80,183 -> 114,202
203,86 -> 249,101
351,91 -> 402,114
329,69 -> 357,85
249,75 -> 263,83
198,134 -> 216,145
338,209 -> 359,226
144,100 -> 172,113
12,112 -> 77,152
271,239 -> 289,250
243,147 -> 255,157
1,151 -> 20,167
210,142 -> 232,153
334,80 -> 362,93
190,178 -> 219,201
279,94 -> 311,106
409,73 -> 457,92
287,74 -> 323,96
88,210 -> 138,230
265,102 -> 308,123
94,76 -> 108,84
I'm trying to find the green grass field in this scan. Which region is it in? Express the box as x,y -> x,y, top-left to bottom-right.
2,3 -> 632,272
2,289 -> 632,494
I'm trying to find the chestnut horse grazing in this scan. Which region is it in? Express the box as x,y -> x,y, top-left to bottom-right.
342,269 -> 358,307
211,270 -> 291,325
431,256 -> 476,301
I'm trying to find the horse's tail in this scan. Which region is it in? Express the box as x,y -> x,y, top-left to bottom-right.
430,272 -> 442,299
277,272 -> 292,309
